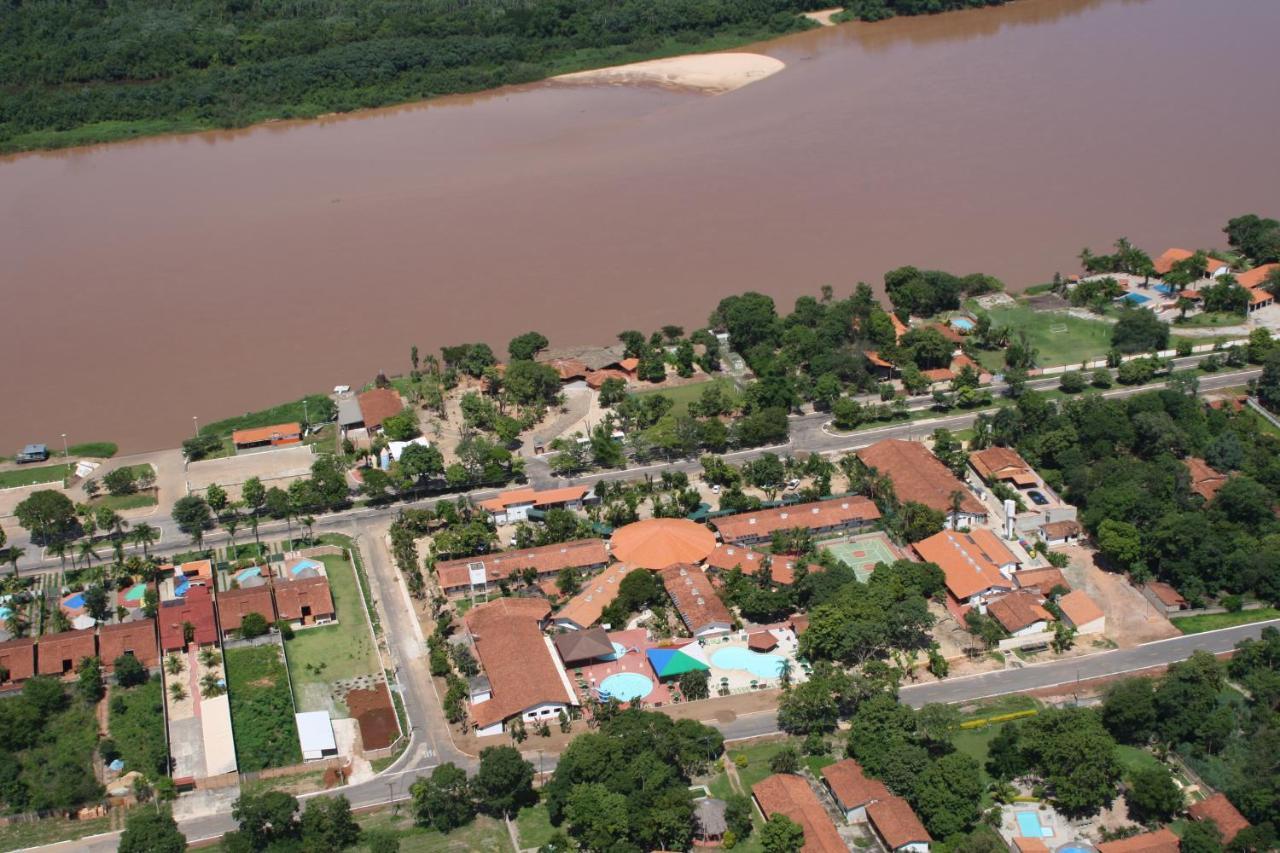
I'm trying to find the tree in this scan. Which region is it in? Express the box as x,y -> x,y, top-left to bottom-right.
300,795 -> 361,852
83,584 -> 110,623
678,669 -> 710,701
1100,678 -> 1156,745
768,746 -> 800,774
1111,308 -> 1169,354
777,678 -> 840,735
118,808 -> 186,853
130,522 -> 158,559
1020,708 -> 1120,816
1096,519 -> 1145,574
239,611 -> 269,639
172,495 -> 213,546
760,813 -> 805,853
77,656 -> 104,703
986,723 -> 1028,781
1224,213 -> 1280,263
14,489 -> 76,544
504,359 -> 561,406
411,763 -> 473,832
474,746 -> 536,818
103,466 -> 139,496
725,793 -> 755,840
913,752 -> 983,839
598,377 -> 627,407
508,331 -> 549,361
1179,820 -> 1224,853
230,790 -> 300,849
1060,370 -> 1087,393
381,409 -> 420,441
113,654 -> 148,688
1125,766 -> 1182,824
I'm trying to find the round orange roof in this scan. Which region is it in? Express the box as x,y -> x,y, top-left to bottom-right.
610,518 -> 717,569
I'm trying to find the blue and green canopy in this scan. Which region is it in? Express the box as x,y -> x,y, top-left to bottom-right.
646,643 -> 710,678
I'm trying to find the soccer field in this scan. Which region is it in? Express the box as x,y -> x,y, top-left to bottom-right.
824,533 -> 899,581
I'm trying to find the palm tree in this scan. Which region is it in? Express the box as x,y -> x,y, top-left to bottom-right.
301,515 -> 315,544
48,540 -> 68,570
5,546 -> 24,577
50,608 -> 71,633
77,539 -> 98,569
5,610 -> 29,638
223,515 -> 241,560
131,523 -> 158,560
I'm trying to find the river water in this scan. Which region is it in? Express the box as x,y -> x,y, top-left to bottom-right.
2,0 -> 1278,453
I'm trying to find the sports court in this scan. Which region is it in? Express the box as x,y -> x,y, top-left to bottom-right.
823,531 -> 900,582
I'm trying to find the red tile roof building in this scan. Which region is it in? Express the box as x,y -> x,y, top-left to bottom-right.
986,591 -> 1053,635
711,497 -> 880,546
355,388 -> 404,431
231,422 -> 302,449
821,759 -> 891,816
1057,589 -> 1105,634
857,440 -> 985,521
435,539 -> 608,599
0,637 -> 36,685
969,446 -> 1038,487
1096,828 -> 1180,853
477,485 -> 594,523
274,577 -> 335,625
159,585 -> 218,652
661,564 -> 733,638
465,598 -> 575,732
216,586 -> 278,636
37,628 -> 98,678
704,544 -> 822,585
1185,457 -> 1229,501
99,620 -> 159,672
1012,566 -> 1069,594
1187,793 -> 1250,843
554,562 -> 633,630
866,795 -> 933,852
913,528 -> 1018,605
752,774 -> 849,853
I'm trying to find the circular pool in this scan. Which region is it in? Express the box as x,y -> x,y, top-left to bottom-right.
599,672 -> 654,702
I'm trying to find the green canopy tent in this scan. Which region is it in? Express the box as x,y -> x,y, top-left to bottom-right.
646,642 -> 710,679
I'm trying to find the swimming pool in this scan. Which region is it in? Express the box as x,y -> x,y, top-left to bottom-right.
1057,846 -> 1092,853
1015,811 -> 1053,838
290,559 -> 323,575
599,672 -> 654,702
600,642 -> 629,661
712,647 -> 787,678
1154,283 -> 1178,296
174,579 -> 190,596
1122,292 -> 1152,305
63,593 -> 85,609
951,317 -> 975,331
235,567 -> 262,583
122,583 -> 147,602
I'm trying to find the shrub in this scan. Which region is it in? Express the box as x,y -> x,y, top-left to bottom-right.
239,612 -> 269,639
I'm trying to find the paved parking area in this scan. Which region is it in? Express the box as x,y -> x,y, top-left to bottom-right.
187,445 -> 315,493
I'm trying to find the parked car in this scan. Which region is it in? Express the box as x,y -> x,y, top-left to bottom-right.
785,478 -> 801,490
15,444 -> 49,464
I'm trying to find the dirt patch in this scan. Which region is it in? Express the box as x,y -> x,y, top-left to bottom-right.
1024,292 -> 1070,310
249,677 -> 275,688
346,684 -> 398,750
1060,544 -> 1179,646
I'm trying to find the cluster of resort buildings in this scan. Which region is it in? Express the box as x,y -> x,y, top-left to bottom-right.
1074,247 -> 1279,314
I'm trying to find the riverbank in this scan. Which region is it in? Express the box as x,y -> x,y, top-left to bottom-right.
551,52 -> 785,94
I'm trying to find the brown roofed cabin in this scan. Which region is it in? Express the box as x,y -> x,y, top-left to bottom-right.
37,628 -> 97,678
1095,828 -> 1180,853
355,388 -> 404,433
866,795 -> 932,853
217,586 -> 278,638
969,446 -> 1038,488
821,759 -> 891,822
857,439 -> 985,526
1187,793 -> 1250,843
435,539 -> 608,600
752,773 -> 849,853
660,564 -> 733,638
711,496 -> 880,546
99,620 -> 159,672
232,422 -> 302,451
274,577 -> 335,627
158,585 -> 219,652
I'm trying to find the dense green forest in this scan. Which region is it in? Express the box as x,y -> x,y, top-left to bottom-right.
0,0 -> 829,152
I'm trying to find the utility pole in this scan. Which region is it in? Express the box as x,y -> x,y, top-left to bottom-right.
192,415 -> 199,437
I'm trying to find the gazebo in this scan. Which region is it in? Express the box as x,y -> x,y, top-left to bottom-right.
748,631 -> 778,652
693,798 -> 728,844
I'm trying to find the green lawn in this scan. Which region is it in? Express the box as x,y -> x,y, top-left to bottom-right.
630,377 -> 739,418
0,814 -> 112,853
108,675 -> 169,778
957,693 -> 1040,721
1174,312 -> 1247,327
1171,607 -> 1280,634
355,812 -> 512,852
225,644 -> 302,771
971,304 -> 1115,369
1116,745 -> 1166,779
67,442 -> 117,458
200,394 -> 334,439
0,462 -> 69,488
952,727 -> 1000,801
728,739 -> 801,792
89,493 -> 158,512
516,802 -> 556,849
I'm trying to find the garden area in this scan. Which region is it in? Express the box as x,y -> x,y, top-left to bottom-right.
355,811 -> 511,852
283,551 -> 381,716
0,461 -> 69,489
108,675 -> 169,778
225,644 -> 302,771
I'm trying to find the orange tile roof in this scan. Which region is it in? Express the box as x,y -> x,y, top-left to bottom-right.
891,315 -> 909,341
660,564 -> 733,635
1058,589 -> 1104,628
857,439 -> 985,517
987,591 -> 1053,633
465,598 -> 573,728
159,585 -> 218,651
555,563 -> 634,629
1096,828 -> 1180,853
1041,520 -> 1081,540
1185,456 -> 1229,501
617,357 -> 640,372
711,497 -> 880,544
1144,581 -> 1187,608
913,529 -> 1016,601
703,544 -> 822,585
1188,793 -> 1250,843
37,628 -> 97,676
436,539 -> 608,594
865,350 -> 895,369
99,620 -> 159,671
748,631 -> 778,651
231,422 -> 301,446
752,774 -> 849,853
1014,566 -> 1070,593
922,367 -> 955,382
546,358 -> 590,381
478,485 -> 592,513
356,388 -> 404,429
866,795 -> 932,851
928,322 -> 965,344
274,576 -> 335,622
611,518 -> 717,569
585,369 -> 629,389
1013,838 -> 1050,853
1154,248 -> 1195,276
1236,263 -> 1279,289
216,586 -> 277,633
821,759 -> 890,810
969,446 -> 1037,486
0,637 -> 36,683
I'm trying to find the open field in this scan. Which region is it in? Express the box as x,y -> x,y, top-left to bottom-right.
1171,607 -> 1280,634
631,377 -> 738,417
109,676 -> 169,778
516,802 -> 556,849
0,814 -> 112,852
225,644 -> 302,771
0,463 -> 68,489
1116,745 -> 1165,779
355,812 -> 512,852
89,492 -> 158,512
200,394 -> 334,439
67,442 -> 117,458
970,304 -> 1114,369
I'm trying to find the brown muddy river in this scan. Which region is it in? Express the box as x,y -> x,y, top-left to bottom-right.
3,0 -> 1278,453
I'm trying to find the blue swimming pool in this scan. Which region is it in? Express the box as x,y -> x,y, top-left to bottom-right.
1123,292 -> 1152,305
712,647 -> 787,678
1015,811 -> 1052,838
600,642 -> 628,661
951,317 -> 975,331
63,593 -> 85,609
1154,283 -> 1178,296
599,672 -> 654,702
122,583 -> 147,602
1057,846 -> 1091,853
0,606 -> 10,620
174,579 -> 190,596
235,567 -> 262,583
290,559 -> 323,575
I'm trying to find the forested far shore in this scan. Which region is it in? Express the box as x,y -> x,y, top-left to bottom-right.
0,0 -> 1011,154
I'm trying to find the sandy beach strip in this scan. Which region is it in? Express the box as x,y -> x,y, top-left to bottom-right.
550,52 -> 786,94
803,8 -> 843,26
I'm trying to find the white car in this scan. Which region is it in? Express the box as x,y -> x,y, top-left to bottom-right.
711,484 -> 721,494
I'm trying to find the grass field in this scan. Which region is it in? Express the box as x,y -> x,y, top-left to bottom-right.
1171,607 -> 1280,634
1116,745 -> 1166,779
971,304 -> 1115,370
356,812 -> 512,852
0,814 -> 112,852
516,802 -> 556,849
67,442 -> 117,458
200,394 -> 334,439
631,377 -> 739,417
89,493 -> 158,512
0,462 -> 68,489
952,726 -> 1000,800
957,694 -> 1040,720
108,675 -> 169,778
225,644 -> 301,771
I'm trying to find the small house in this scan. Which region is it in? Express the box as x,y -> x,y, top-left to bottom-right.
1057,589 -> 1105,635
866,795 -> 932,853
1187,793 -> 1250,844
232,422 -> 302,452
36,628 -> 98,678
274,577 -> 335,627
216,586 -> 278,639
99,620 -> 159,673
821,758 -> 890,823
